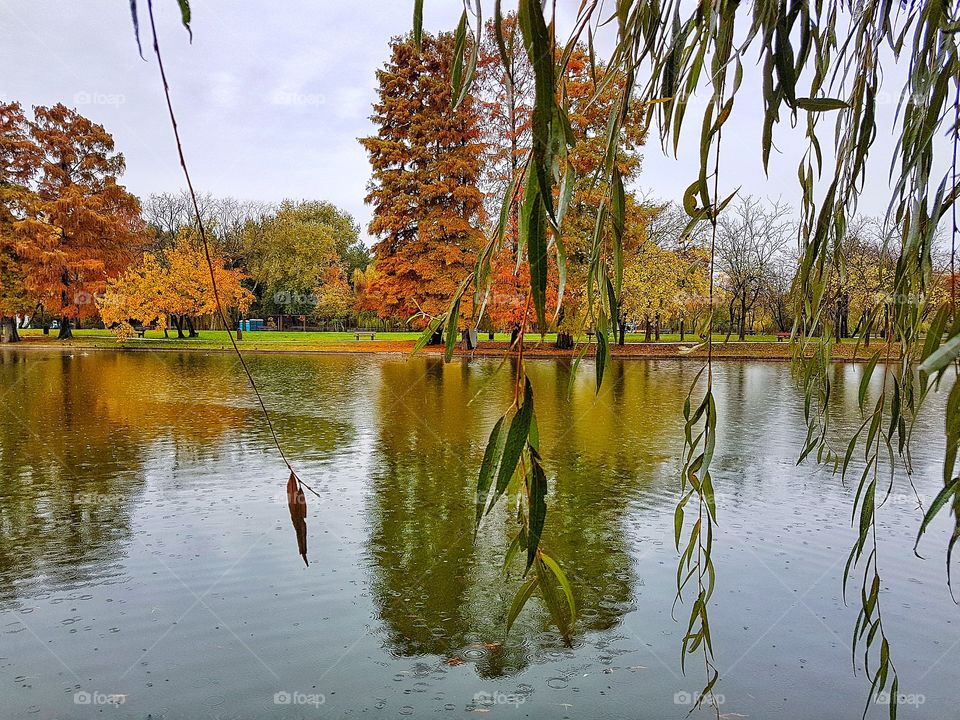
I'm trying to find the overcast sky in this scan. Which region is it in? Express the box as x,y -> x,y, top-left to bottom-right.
0,1 -> 949,245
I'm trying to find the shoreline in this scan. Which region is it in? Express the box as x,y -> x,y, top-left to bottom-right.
0,337 -> 889,362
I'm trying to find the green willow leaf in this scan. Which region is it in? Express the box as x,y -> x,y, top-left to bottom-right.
129,0 -> 143,57
795,96 -> 849,111
919,332 -> 960,374
611,167 -> 625,294
411,316 -> 442,356
523,176 -> 549,332
476,415 -> 507,528
858,352 -> 881,411
595,319 -> 608,392
536,558 -> 572,644
518,0 -> 557,228
502,532 -> 521,575
488,377 -> 534,513
539,551 -> 576,622
176,0 -> 192,39
526,446 -> 548,572
443,295 -> 461,362
505,574 -> 539,636
914,477 -> 960,555
413,0 -> 424,50
493,0 -> 513,85
451,10 -> 468,102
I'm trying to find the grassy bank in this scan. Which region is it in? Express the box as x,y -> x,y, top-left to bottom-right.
1,328 -> 879,360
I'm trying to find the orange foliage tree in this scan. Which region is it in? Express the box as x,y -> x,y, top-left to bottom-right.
476,13 -> 533,229
0,101 -> 39,342
100,230 -> 252,338
312,265 -> 354,322
360,32 -> 485,334
14,104 -> 148,338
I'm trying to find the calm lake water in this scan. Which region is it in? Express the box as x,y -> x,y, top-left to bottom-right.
0,349 -> 957,719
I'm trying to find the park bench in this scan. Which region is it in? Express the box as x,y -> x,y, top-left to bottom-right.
355,331 -> 376,341
776,332 -> 791,342
585,330 -> 595,342
132,324 -> 147,338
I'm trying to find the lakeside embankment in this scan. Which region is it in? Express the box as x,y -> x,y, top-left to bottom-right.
1,329 -> 887,361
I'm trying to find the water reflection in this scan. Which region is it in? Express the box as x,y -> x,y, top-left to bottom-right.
1,350 -> 956,720
364,357 -> 691,676
0,351 -> 258,603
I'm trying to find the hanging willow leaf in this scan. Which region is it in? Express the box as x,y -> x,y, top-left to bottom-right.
610,167 -> 625,295
526,446 -> 548,572
517,0 -> 557,228
795,96 -> 849,111
538,551 -> 575,622
413,0 -> 424,50
129,0 -> 144,58
488,378 -> 534,513
476,415 -> 507,528
595,315 -> 609,392
451,10 -> 468,103
505,574 -> 539,636
919,332 -> 960,374
521,170 -> 549,331
176,0 -> 192,40
493,0 -> 513,85
444,295 -> 461,362
915,476 -> 960,556
535,558 -> 573,644
411,315 -> 443,356
286,471 -> 308,567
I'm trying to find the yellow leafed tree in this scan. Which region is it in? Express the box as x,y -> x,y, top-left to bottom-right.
100,230 -> 252,339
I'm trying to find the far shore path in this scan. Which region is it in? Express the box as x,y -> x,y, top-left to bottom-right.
2,331 -> 892,361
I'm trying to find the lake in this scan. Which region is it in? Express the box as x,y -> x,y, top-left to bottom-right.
0,349 -> 956,719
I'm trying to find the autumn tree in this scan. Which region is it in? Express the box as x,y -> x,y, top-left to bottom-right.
476,13 -> 533,226
556,47 -> 648,344
14,104 -> 147,338
360,32 -> 485,332
312,265 -> 354,323
100,229 -> 251,338
0,101 -> 39,342
240,200 -> 367,318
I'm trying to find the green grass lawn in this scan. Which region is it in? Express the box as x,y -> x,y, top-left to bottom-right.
10,327 -> 833,350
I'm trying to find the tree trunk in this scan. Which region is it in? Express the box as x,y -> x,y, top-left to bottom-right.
0,317 -> 20,343
185,316 -> 198,338
57,316 -> 72,339
679,317 -> 685,342
617,307 -> 626,346
555,331 -> 573,350
510,325 -> 521,347
654,312 -> 661,341
738,293 -> 747,340
644,316 -> 651,342
725,299 -> 736,343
